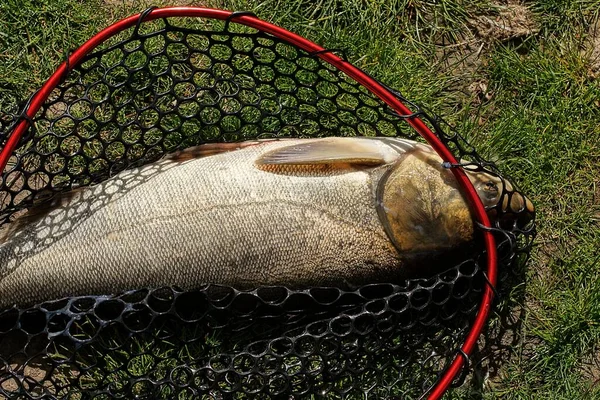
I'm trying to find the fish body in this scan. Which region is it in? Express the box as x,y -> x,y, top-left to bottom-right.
0,137 -> 533,308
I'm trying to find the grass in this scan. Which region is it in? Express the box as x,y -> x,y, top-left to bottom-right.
0,0 -> 599,398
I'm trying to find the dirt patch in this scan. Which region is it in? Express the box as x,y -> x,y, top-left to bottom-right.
433,33 -> 488,108
0,333 -> 54,396
467,79 -> 495,105
1,362 -> 51,395
469,1 -> 539,43
581,349 -> 600,392
529,227 -> 560,284
584,19 -> 600,78
434,1 -> 539,103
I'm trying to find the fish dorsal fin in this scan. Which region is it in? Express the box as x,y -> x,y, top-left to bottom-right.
167,140 -> 278,162
255,137 -> 400,166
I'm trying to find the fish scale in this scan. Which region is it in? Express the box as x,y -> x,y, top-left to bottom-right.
0,140 -> 398,308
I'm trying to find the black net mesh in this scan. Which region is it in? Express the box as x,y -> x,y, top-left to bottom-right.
0,11 -> 535,399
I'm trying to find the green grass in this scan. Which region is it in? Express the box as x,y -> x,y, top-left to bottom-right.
0,0 -> 599,398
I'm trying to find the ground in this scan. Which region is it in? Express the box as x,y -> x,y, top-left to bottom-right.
0,0 -> 599,398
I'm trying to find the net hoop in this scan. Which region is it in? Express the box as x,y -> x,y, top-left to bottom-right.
0,7 -> 498,399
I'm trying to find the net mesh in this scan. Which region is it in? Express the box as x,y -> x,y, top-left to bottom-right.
0,11 -> 535,399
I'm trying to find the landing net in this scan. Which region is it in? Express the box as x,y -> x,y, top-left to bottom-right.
0,8 -> 535,399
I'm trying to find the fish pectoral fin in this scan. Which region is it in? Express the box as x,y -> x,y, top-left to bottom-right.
167,139 -> 280,162
255,137 -> 399,167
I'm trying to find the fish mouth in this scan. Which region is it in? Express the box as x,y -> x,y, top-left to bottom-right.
492,190 -> 535,231
467,170 -> 535,231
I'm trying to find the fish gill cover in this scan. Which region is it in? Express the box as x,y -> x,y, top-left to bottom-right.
0,8 -> 535,399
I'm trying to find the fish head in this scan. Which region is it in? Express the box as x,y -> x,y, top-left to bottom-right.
375,143 -> 535,261
465,169 -> 535,231
376,151 -> 480,255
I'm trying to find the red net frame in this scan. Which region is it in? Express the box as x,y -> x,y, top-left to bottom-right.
0,7 -> 499,399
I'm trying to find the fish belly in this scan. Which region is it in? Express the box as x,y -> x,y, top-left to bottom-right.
0,141 -> 401,308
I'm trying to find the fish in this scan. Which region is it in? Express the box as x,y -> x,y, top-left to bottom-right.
0,137 -> 534,308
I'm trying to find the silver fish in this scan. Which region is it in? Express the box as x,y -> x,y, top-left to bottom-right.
0,137 -> 534,308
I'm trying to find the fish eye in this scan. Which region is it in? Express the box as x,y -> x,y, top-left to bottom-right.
482,180 -> 499,200
480,179 -> 501,205
484,180 -> 498,192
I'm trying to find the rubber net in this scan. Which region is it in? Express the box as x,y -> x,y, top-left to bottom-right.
0,12 -> 535,399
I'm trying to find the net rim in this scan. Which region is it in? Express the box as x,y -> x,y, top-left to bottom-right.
0,6 -> 498,399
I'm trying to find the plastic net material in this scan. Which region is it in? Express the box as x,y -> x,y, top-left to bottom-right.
0,11 -> 535,399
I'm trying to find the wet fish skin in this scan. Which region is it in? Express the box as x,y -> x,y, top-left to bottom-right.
0,137 -> 532,308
